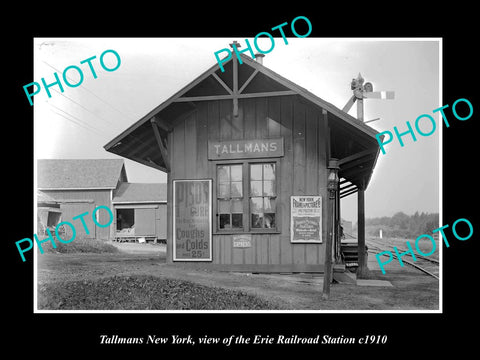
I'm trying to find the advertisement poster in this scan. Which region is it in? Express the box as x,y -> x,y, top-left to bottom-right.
291,196 -> 322,243
173,179 -> 212,261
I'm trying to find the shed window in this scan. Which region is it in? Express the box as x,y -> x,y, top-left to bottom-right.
216,161 -> 277,232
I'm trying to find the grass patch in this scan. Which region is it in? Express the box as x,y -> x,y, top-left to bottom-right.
38,275 -> 280,310
39,237 -> 120,254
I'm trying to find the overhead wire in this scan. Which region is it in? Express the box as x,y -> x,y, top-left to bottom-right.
38,59 -> 134,138
41,60 -> 137,122
46,102 -> 105,137
38,58 -> 161,160
50,87 -> 118,128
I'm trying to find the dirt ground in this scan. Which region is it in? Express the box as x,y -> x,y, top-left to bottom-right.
36,242 -> 439,311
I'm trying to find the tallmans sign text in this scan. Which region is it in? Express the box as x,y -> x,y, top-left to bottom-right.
208,138 -> 284,160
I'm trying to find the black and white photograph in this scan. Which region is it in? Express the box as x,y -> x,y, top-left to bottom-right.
32,37 -> 441,312
7,9 -> 478,356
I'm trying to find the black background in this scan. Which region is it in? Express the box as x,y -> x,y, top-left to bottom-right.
6,5 -> 477,356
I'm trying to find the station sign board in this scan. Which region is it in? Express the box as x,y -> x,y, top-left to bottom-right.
208,137 -> 284,160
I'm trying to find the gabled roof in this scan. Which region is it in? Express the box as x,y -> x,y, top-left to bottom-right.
112,182 -> 167,203
104,51 -> 382,191
38,159 -> 126,190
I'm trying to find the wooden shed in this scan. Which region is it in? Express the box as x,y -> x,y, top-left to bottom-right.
104,52 -> 381,272
37,159 -> 167,243
112,183 -> 167,242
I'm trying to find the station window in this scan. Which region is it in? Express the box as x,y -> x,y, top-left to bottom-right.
216,161 -> 277,232
250,163 -> 276,229
217,164 -> 243,230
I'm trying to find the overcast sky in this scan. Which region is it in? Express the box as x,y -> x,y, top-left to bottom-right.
33,38 -> 440,222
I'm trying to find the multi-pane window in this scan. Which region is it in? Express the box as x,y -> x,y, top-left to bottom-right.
250,163 -> 276,229
216,162 -> 277,232
217,164 -> 243,230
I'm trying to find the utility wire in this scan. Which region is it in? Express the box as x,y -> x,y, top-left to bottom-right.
50,87 -> 118,128
39,60 -> 163,158
41,60 -> 136,122
47,102 -> 104,137
48,108 -> 104,138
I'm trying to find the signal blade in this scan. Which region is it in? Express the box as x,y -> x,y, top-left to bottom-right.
363,91 -> 395,100
342,95 -> 357,112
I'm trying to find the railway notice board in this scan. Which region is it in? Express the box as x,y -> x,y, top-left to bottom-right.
290,196 -> 322,243
173,179 -> 212,261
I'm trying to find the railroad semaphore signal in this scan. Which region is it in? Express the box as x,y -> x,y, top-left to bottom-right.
342,73 -> 395,122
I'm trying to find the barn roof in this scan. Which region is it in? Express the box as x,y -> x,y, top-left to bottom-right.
37,191 -> 61,209
37,190 -> 57,203
104,51 -> 382,192
37,159 -> 126,190
112,182 -> 167,204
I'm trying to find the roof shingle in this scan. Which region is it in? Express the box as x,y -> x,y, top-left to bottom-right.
37,159 -> 125,189
112,182 -> 167,203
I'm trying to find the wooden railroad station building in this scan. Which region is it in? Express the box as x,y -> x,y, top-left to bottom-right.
105,51 -> 381,273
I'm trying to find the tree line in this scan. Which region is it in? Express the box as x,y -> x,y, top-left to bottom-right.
359,211 -> 439,239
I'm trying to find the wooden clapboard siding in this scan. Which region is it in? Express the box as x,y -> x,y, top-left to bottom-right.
166,95 -> 328,269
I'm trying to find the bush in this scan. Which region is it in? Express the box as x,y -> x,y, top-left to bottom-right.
39,237 -> 120,254
37,275 -> 281,310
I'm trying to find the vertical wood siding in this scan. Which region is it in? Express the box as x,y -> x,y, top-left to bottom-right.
167,96 -> 328,267
156,204 -> 167,240
40,189 -> 112,240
